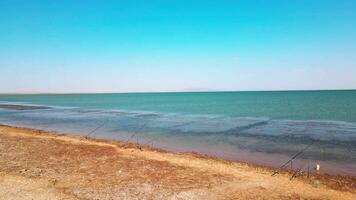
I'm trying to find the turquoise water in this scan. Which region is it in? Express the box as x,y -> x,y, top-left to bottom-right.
0,90 -> 356,175
1,91 -> 356,121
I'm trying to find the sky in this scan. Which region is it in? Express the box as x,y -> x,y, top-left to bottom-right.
0,0 -> 356,93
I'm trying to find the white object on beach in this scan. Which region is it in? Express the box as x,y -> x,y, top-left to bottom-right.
316,164 -> 320,171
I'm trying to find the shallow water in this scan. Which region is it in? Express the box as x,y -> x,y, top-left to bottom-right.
0,91 -> 355,175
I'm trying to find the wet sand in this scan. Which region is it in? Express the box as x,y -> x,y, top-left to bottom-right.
0,125 -> 355,200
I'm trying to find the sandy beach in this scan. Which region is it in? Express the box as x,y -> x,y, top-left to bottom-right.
0,125 -> 355,200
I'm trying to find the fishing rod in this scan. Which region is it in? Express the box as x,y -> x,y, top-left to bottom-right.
86,120 -> 108,137
142,135 -> 161,148
290,160 -> 309,180
125,121 -> 149,143
272,140 -> 316,176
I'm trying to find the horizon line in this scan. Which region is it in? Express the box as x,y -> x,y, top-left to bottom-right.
0,88 -> 355,95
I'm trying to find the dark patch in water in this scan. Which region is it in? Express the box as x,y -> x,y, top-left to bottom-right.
224,120 -> 270,134
0,104 -> 51,110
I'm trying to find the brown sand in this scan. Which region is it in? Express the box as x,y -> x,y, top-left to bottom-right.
0,125 -> 355,200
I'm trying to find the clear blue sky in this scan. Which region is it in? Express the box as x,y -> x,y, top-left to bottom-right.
1,0 -> 355,93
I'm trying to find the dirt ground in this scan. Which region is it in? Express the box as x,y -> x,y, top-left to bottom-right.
0,125 -> 355,200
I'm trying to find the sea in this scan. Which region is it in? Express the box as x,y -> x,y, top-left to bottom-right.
0,90 -> 355,175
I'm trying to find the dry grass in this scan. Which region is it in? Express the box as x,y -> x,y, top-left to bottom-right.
0,125 -> 355,200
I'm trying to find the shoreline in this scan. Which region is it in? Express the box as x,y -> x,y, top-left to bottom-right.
0,124 -> 355,199
0,101 -> 356,177
2,121 -> 355,177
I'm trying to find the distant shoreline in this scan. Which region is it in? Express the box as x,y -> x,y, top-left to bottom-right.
0,88 -> 355,95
